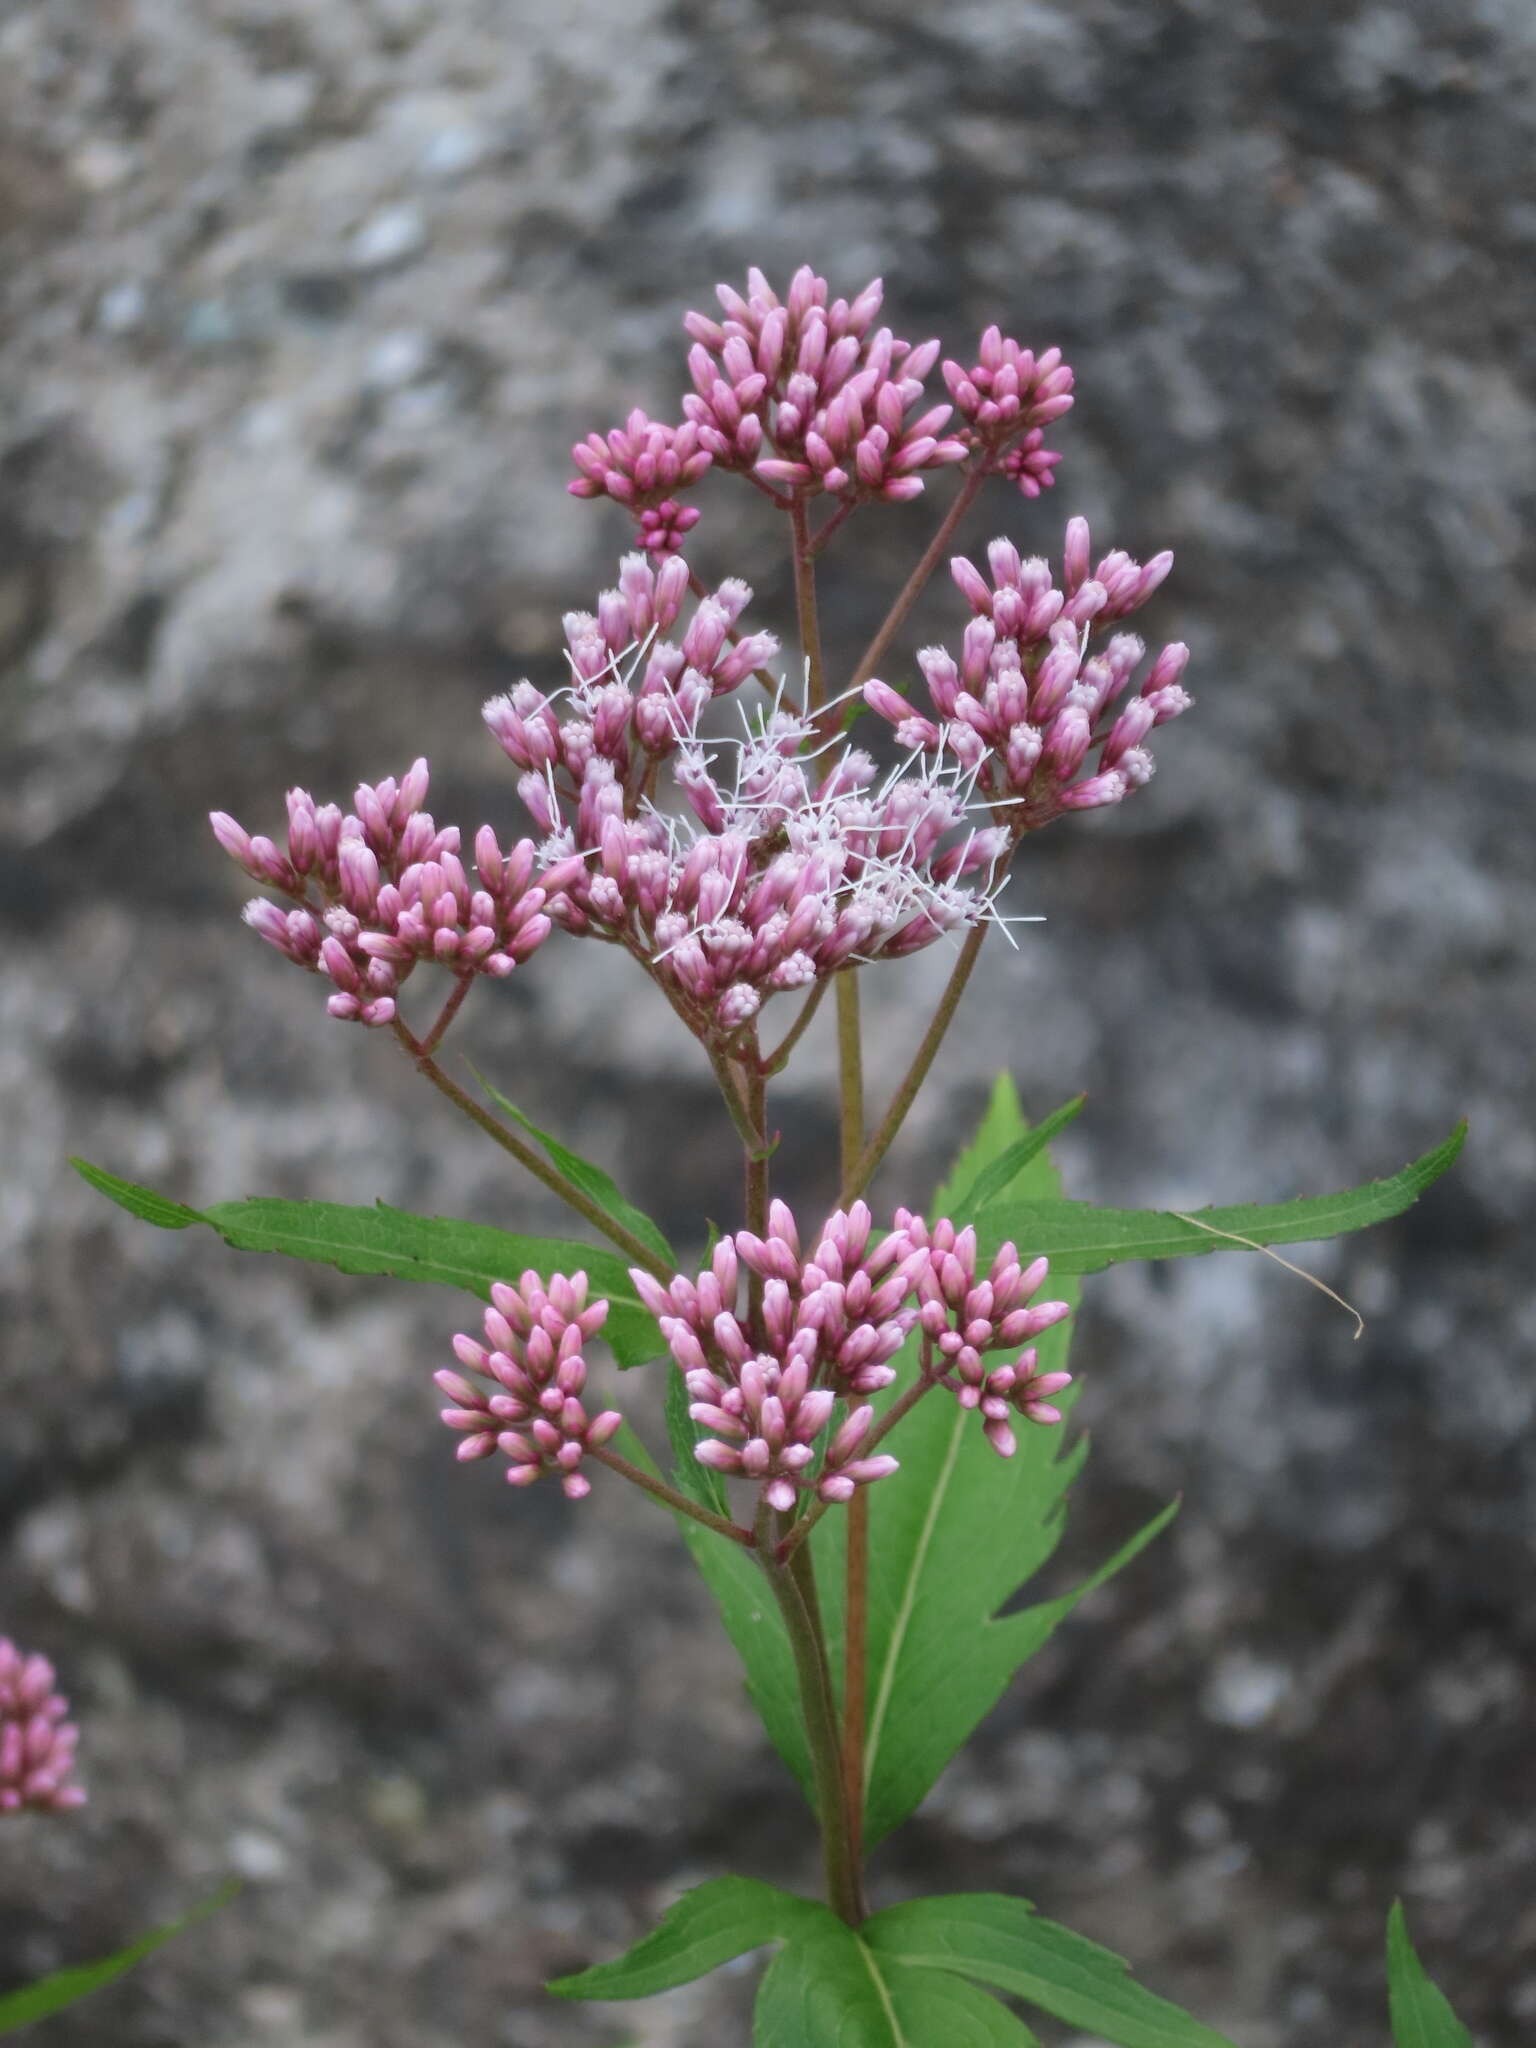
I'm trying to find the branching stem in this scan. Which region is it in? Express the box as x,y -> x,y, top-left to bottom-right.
391,1021 -> 673,1282
587,1446 -> 755,1548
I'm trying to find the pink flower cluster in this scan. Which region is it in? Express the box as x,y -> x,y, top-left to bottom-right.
942,327 -> 1075,496
634,1204 -> 924,1511
569,267 -> 1075,551
485,555 -> 1005,1042
686,267 -> 967,505
863,518 -> 1192,824
898,1214 -> 1074,1456
212,762 -> 571,1028
436,1272 -> 623,1499
568,409 -> 708,557
431,1205 -> 1071,1513
1,1638 -> 85,1815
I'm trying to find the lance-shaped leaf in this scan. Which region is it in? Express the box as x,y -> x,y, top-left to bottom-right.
548,1877 -> 829,2001
1387,1902 -> 1475,2048
0,1884 -> 237,2033
754,1914 -> 1043,2047
974,1123 -> 1466,1275
70,1162 -> 661,1367
816,1075 -> 1173,1848
862,1893 -> 1241,2048
657,1358 -> 815,1801
469,1065 -> 674,1267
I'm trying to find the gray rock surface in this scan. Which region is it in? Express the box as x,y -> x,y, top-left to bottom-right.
2,0 -> 1532,2041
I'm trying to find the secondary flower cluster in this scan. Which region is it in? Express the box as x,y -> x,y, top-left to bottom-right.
485,555 -> 1010,1042
863,520 -> 1192,823
430,1204 -> 1072,1516
569,265 -> 1075,554
1,1638 -> 85,1815
898,1213 -> 1075,1457
436,1272 -> 623,1499
212,762 -> 573,1028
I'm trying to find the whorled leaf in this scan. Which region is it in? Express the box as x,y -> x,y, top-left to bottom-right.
0,1885 -> 237,2034
548,1877 -> 828,2002
862,1892 -> 1241,2048
1387,1902 -> 1475,2048
755,1914 -> 1043,2047
71,1161 -> 661,1367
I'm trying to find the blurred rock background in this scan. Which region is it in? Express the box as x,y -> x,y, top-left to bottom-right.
2,0 -> 1531,2041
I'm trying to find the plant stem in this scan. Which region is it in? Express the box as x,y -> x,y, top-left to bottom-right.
832,966 -> 869,1874
790,493 -> 826,714
847,464 -> 988,695
761,979 -> 830,1077
841,1483 -> 868,1879
834,971 -> 864,1186
418,975 -> 474,1057
758,1508 -> 867,1926
586,1446 -> 756,1548
391,1022 -> 673,1282
837,919 -> 992,1209
743,1057 -> 770,1239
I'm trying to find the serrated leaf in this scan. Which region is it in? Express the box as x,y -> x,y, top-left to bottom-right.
863,1893 -> 1241,2048
548,1877 -> 829,2001
0,1884 -> 237,2033
469,1066 -> 675,1267
815,1075 -> 1171,1848
71,1161 -> 661,1367
1387,1902 -> 1475,2048
672,1512 -> 814,1807
952,1094 -> 1086,1216
974,1123 -> 1466,1275
755,1916 -> 1043,2047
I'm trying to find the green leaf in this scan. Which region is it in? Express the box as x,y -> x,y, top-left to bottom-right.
548,1877 -> 829,2001
671,1510 -> 814,1807
816,1075 -> 1172,1848
1387,1902 -> 1475,2048
71,1161 -> 661,1368
469,1066 -> 675,1267
975,1123 -> 1466,1275
952,1094 -> 1086,1216
863,1893 -> 1241,2048
0,1884 -> 237,2033
755,1916 -> 1043,2047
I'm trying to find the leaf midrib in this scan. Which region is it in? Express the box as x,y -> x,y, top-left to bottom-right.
863,1400 -> 967,1799
857,1942 -> 911,2048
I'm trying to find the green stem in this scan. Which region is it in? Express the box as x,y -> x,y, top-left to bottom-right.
847,463 -> 989,696
836,919 -> 992,1210
586,1446 -> 756,1548
790,494 -> 826,714
758,1508 -> 867,1926
761,978 -> 830,1077
392,1023 -> 673,1282
832,967 -> 868,1872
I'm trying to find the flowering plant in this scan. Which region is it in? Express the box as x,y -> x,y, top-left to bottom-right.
28,266 -> 1468,2041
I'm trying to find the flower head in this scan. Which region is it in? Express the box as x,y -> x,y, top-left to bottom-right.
436,1272 -> 622,1500
863,523 -> 1191,827
683,266 -> 967,505
214,762 -> 563,1027
0,1639 -> 85,1815
895,1212 -> 1073,1455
